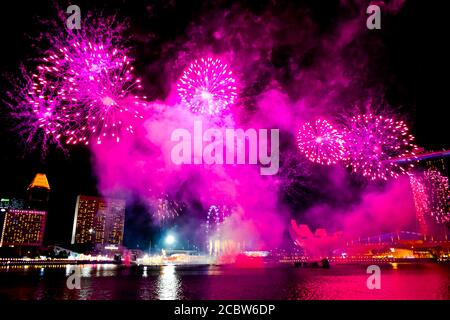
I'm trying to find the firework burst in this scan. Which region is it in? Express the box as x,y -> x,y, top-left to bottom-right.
153,194 -> 184,224
296,119 -> 346,165
5,13 -> 148,149
177,57 -> 237,115
6,70 -> 70,154
344,113 -> 418,180
37,34 -> 145,145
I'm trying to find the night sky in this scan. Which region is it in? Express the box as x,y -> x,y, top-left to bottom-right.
0,0 -> 446,248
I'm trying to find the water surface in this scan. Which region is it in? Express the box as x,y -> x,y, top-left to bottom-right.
0,263 -> 449,300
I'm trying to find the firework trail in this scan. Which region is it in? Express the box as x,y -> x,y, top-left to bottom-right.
423,169 -> 450,224
153,194 -> 184,224
296,119 -> 346,165
343,113 -> 418,180
409,169 -> 450,228
206,205 -> 231,236
177,57 -> 237,115
206,205 -> 221,236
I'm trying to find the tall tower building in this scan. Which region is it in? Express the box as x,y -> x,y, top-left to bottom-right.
71,195 -> 126,247
0,174 -> 49,248
0,206 -> 6,244
1,198 -> 26,247
27,173 -> 50,210
0,209 -> 47,247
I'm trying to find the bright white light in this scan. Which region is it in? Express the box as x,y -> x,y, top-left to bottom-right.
201,90 -> 213,101
165,234 -> 175,245
102,96 -> 116,106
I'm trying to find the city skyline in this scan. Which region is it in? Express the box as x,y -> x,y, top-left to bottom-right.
0,173 -> 49,250
0,0 -> 449,305
0,0 -> 447,251
1,159 -> 449,252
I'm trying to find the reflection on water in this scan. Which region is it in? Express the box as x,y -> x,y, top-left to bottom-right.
81,265 -> 92,277
142,266 -> 148,278
65,265 -> 72,277
1,263 -> 450,300
157,265 -> 182,300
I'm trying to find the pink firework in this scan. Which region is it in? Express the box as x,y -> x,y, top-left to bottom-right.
409,168 -> 450,235
344,113 -> 418,180
206,205 -> 231,237
153,194 -> 184,224
177,57 -> 237,115
6,70 -> 70,154
296,119 -> 346,165
36,15 -> 145,145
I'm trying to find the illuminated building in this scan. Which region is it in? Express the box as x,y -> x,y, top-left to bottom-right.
0,198 -> 26,238
0,198 -> 25,210
27,173 -> 50,210
0,209 -> 5,243
71,195 -> 126,247
0,174 -> 49,248
0,209 -> 47,247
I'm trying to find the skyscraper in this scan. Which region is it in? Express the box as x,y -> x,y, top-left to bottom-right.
71,195 -> 126,247
0,198 -> 25,239
0,209 -> 47,247
0,174 -> 49,248
27,173 -> 50,210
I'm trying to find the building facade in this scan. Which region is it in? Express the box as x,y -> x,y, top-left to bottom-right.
27,173 -> 50,210
0,173 -> 49,248
0,209 -> 47,247
71,195 -> 126,247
